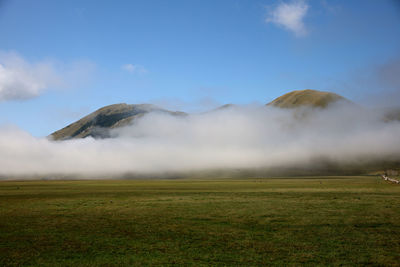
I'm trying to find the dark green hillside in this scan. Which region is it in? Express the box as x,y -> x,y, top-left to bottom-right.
50,103 -> 185,140
383,108 -> 400,122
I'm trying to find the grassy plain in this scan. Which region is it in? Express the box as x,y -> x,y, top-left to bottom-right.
0,176 -> 399,266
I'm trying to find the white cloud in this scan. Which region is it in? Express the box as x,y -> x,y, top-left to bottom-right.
0,51 -> 96,102
266,0 -> 309,37
121,63 -> 147,74
0,52 -> 61,101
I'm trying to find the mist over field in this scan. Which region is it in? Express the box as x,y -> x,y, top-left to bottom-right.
1,102 -> 399,179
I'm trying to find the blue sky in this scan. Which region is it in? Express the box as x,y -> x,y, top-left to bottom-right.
0,0 -> 400,136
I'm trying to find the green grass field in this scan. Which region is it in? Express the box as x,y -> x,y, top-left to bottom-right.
1,176 -> 400,266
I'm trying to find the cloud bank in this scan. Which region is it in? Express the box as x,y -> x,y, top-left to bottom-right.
266,0 -> 309,37
0,103 -> 399,179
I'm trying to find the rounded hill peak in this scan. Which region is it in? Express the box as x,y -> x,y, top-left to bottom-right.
267,89 -> 348,109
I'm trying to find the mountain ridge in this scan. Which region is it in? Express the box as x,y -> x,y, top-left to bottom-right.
50,103 -> 185,140
50,89 -> 350,140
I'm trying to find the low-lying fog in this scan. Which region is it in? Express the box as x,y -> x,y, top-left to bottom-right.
1,102 -> 400,179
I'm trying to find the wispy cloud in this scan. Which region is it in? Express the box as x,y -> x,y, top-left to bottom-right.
266,0 -> 309,37
0,51 -> 61,101
121,63 -> 148,74
0,51 -> 96,102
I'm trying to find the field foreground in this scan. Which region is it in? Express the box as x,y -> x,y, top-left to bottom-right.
1,177 -> 400,266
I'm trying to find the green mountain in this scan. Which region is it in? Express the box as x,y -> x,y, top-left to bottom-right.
267,89 -> 348,109
50,103 -> 185,140
51,89 -> 351,140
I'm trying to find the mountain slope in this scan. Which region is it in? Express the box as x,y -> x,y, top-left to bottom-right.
267,89 -> 348,109
50,89 -> 351,140
383,108 -> 400,122
50,103 -> 185,140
